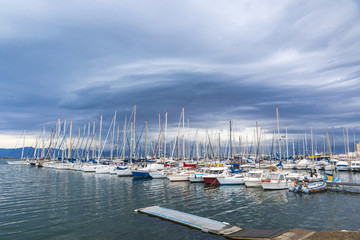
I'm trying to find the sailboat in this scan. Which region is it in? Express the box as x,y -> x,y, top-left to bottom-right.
133,116 -> 167,178
7,130 -> 30,165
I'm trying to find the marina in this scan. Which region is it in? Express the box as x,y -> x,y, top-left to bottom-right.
1,158 -> 360,239
1,1 -> 360,239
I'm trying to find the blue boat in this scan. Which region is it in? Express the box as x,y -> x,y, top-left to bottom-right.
132,169 -> 151,178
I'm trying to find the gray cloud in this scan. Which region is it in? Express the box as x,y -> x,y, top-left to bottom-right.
0,0 -> 359,149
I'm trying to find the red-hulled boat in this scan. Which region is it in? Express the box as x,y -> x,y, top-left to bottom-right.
202,167 -> 228,185
183,162 -> 197,168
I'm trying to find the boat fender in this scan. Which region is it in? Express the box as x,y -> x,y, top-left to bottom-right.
294,181 -> 297,187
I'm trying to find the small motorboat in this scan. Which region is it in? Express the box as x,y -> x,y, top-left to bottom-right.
301,181 -> 327,194
289,181 -> 327,194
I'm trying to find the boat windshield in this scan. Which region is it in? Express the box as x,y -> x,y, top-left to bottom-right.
266,173 -> 280,179
249,173 -> 261,178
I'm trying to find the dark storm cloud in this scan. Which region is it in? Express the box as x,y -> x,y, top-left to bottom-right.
0,0 -> 360,148
59,69 -> 359,133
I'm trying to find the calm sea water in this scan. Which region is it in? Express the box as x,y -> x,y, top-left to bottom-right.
1,159 -> 360,240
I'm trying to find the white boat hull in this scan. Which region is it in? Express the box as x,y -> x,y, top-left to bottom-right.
149,171 -> 168,179
189,174 -> 204,183
117,169 -> 133,177
95,166 -> 113,174
217,176 -> 244,185
167,174 -> 189,182
82,165 -> 97,172
7,160 -> 29,165
282,164 -> 295,169
72,165 -> 83,171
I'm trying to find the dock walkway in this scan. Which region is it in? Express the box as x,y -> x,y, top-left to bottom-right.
135,205 -> 242,235
327,181 -> 360,193
135,206 -> 319,239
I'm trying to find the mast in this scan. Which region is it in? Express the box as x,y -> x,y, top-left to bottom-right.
164,112 -> 167,160
98,114 -> 102,164
92,121 -> 95,160
133,105 -> 136,160
171,109 -> 183,160
21,130 -> 26,161
343,127 -> 347,154
62,119 -> 67,161
182,108 -> 185,161
196,130 -> 199,160
354,132 -> 356,153
256,121 -> 259,161
122,117 -> 127,160
69,120 -> 72,159
276,106 -> 281,161
238,136 -> 241,163
218,133 -> 221,160
86,122 -> 90,161
41,127 -> 46,159
286,127 -> 288,160
116,125 -> 120,158
303,135 -> 305,157
111,111 -> 116,161
229,121 -> 232,160
346,128 -> 350,154
311,126 -> 314,158
292,138 -> 295,159
245,135 -> 248,159
130,122 -> 133,159
158,113 -> 161,158
270,126 -> 275,161
232,118 -> 235,158
304,132 -> 308,158
326,129 -> 332,157
187,117 -> 190,160
145,120 -> 148,164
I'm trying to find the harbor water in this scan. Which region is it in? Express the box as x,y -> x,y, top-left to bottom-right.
1,159 -> 359,240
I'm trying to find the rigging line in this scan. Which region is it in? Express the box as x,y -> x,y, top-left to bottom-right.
151,113 -> 166,161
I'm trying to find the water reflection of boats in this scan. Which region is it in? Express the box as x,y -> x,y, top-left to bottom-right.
239,188 -> 288,204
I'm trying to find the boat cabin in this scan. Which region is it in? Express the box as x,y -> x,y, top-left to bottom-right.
264,172 -> 286,181
247,171 -> 263,178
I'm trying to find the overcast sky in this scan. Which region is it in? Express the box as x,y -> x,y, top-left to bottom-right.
1,0 -> 360,150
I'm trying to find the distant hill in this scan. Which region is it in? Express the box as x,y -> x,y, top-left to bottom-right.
0,147 -> 35,158
0,148 -> 111,158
